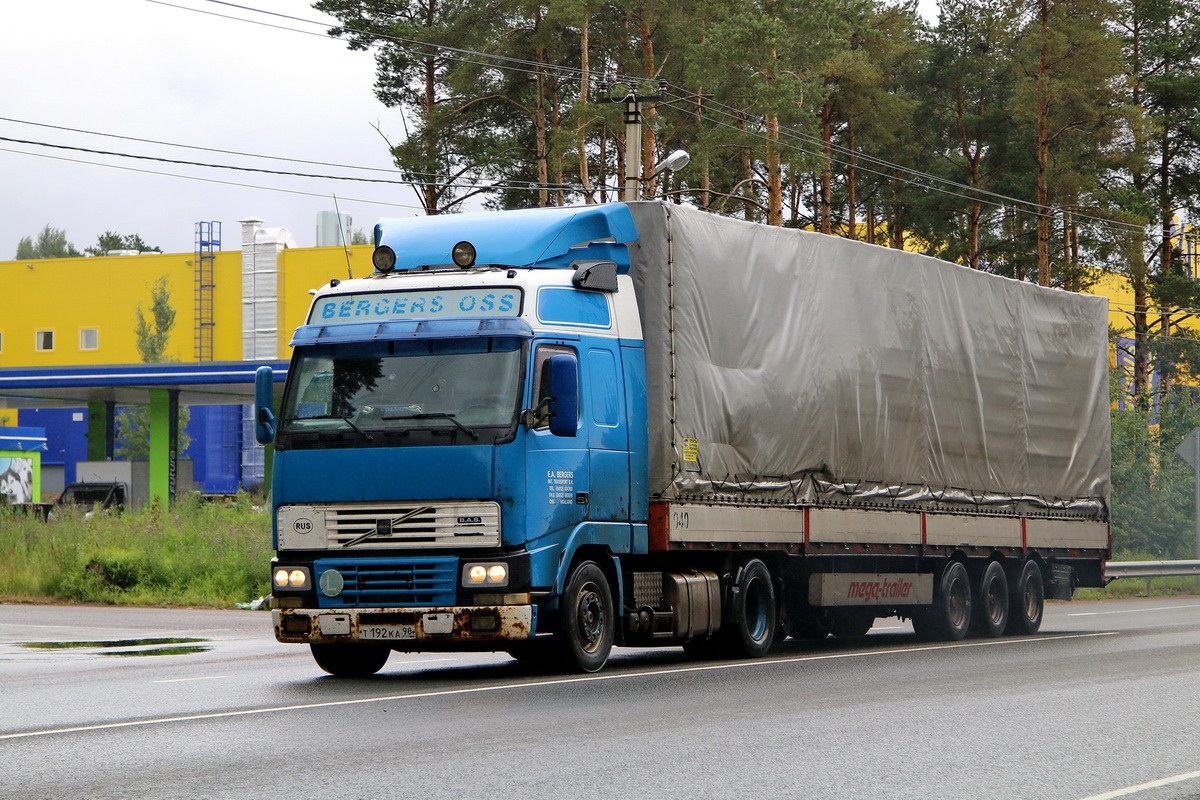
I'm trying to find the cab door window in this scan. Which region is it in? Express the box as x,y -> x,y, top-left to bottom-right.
531,344 -> 577,430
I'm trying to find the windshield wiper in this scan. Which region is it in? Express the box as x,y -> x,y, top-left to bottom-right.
382,411 -> 480,441
289,414 -> 374,441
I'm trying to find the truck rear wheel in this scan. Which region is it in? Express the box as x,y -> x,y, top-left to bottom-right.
556,560 -> 614,673
912,561 -> 972,642
310,642 -> 390,678
972,560 -> 1009,638
1005,559 -> 1044,635
726,559 -> 777,658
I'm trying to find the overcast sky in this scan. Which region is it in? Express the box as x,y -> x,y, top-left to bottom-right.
1,0 -> 938,258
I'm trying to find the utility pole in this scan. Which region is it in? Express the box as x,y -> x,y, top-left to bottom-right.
598,83 -> 663,202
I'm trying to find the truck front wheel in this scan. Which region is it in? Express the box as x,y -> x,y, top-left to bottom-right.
310,642 -> 390,678
556,561 -> 615,673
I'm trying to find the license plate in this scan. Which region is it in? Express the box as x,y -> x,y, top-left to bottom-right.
359,624 -> 416,640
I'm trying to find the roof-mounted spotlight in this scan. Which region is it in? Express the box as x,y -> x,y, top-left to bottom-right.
452,241 -> 476,268
372,245 -> 397,272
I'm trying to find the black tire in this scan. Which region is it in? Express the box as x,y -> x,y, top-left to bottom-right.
726,559 -> 777,658
1005,559 -> 1044,635
310,642 -> 390,678
912,561 -> 972,642
830,610 -> 874,639
973,560 -> 1010,638
555,560 -> 614,673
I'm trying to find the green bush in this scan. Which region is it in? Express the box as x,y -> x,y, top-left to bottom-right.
0,492 -> 271,608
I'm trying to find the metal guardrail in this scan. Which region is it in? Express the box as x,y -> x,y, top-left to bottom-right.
1106,560 -> 1200,593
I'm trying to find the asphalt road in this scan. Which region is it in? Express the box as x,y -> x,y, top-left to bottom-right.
2,597 -> 1199,799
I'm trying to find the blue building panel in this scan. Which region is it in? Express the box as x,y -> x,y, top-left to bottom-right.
18,408 -> 88,485
186,405 -> 242,495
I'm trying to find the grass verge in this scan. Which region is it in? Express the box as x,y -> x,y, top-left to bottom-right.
0,493 -> 271,608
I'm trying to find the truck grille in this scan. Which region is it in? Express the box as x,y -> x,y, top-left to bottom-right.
277,501 -> 500,550
314,557 -> 458,608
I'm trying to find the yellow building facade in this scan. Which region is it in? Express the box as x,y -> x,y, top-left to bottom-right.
0,232 -> 373,370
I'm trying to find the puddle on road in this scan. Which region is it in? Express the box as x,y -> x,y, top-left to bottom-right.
19,637 -> 212,657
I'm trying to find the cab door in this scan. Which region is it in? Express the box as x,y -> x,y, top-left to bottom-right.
525,342 -> 590,551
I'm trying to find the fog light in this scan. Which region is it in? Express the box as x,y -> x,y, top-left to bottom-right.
469,613 -> 500,633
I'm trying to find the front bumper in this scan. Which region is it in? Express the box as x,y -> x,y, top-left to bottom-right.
273,605 -> 535,649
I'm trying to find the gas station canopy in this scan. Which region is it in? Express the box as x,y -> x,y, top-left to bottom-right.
0,361 -> 288,408
0,361 -> 289,505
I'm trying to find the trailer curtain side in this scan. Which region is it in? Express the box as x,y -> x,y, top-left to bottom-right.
627,201 -> 1110,521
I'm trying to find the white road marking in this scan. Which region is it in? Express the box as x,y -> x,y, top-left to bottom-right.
1079,769 -> 1200,799
0,632 -> 1115,741
1068,605 -> 1198,617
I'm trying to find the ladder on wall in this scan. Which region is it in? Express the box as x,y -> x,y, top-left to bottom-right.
194,221 -> 221,361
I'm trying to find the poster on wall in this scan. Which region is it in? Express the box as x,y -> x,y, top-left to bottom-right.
0,457 -> 34,504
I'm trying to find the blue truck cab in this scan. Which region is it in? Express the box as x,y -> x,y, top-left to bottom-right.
260,202 -> 649,675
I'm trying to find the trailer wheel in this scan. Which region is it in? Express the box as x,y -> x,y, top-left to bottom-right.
1005,559 -> 1044,635
973,560 -> 1009,638
556,560 -> 614,673
727,559 -> 777,658
310,643 -> 390,678
912,561 -> 972,641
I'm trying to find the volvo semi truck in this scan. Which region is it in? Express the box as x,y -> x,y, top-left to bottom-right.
256,200 -> 1111,676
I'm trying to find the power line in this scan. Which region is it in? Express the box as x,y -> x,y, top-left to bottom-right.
0,115 -> 402,176
0,145 -> 421,210
0,135 -> 578,193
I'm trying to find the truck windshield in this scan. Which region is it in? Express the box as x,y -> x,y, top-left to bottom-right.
278,337 -> 524,447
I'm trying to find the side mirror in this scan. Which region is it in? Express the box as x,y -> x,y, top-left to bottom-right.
254,366 -> 276,445
546,354 -> 579,438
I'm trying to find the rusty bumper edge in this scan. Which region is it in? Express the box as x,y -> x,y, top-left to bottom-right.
273,605 -> 535,646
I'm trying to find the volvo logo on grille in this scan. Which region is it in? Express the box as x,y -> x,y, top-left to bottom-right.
343,506 -> 433,547
457,516 -> 483,525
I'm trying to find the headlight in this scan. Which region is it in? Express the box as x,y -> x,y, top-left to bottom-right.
273,566 -> 311,591
462,562 -> 508,587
